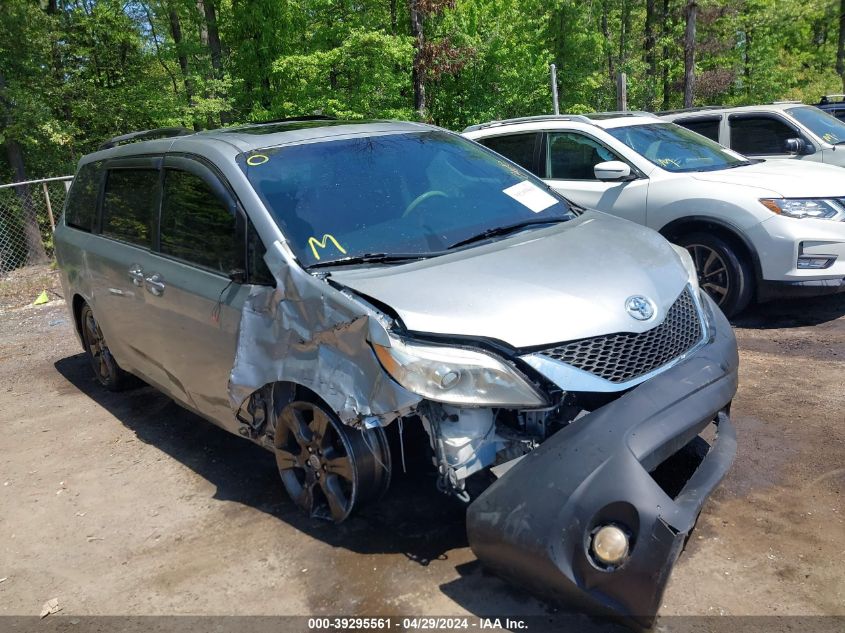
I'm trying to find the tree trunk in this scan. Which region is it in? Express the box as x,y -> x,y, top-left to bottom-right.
602,0 -> 614,88
644,0 -> 657,110
683,0 -> 697,108
0,72 -> 47,266
390,0 -> 398,35
408,0 -> 426,119
662,0 -> 671,110
837,0 -> 845,92
167,4 -> 194,108
619,0 -> 629,68
5,140 -> 48,266
202,0 -> 224,80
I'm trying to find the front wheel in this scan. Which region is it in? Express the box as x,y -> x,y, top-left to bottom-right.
676,233 -> 754,317
274,400 -> 391,522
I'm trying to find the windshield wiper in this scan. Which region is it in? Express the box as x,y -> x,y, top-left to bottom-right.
307,252 -> 434,270
447,217 -> 568,250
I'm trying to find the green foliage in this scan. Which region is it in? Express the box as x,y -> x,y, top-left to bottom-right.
272,30 -> 416,119
1,0 -> 844,182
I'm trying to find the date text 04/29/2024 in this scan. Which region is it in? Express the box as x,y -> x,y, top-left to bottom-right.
306,618 -> 528,630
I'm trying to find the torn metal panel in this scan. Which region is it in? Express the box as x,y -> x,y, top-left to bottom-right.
228,240 -> 421,425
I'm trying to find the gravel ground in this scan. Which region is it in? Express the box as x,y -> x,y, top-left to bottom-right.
0,286 -> 842,627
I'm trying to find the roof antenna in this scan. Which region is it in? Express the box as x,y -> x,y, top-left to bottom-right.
550,63 -> 560,115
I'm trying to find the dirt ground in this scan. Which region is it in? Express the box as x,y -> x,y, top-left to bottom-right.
0,271 -> 843,627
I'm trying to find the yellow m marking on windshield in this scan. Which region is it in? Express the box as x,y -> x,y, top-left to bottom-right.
308,234 -> 347,261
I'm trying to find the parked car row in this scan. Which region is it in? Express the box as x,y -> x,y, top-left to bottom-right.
466,110 -> 845,316
52,104 -> 842,627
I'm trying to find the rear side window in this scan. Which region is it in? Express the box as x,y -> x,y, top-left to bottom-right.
479,133 -> 540,175
64,162 -> 101,232
729,116 -> 795,155
160,169 -> 240,273
678,118 -> 720,142
101,169 -> 159,247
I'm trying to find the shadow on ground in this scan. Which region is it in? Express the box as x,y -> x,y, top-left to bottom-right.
54,352 -> 468,565
53,352 -> 629,631
732,292 -> 845,329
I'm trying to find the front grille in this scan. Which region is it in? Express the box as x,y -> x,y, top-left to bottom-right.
537,288 -> 703,383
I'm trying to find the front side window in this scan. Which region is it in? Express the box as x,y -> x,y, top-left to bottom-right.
545,132 -> 620,180
677,117 -> 721,142
479,133 -> 540,176
786,106 -> 845,145
160,169 -> 240,274
729,116 -> 797,155
101,169 -> 159,247
65,162 -> 101,232
607,122 -> 749,172
238,131 -> 572,268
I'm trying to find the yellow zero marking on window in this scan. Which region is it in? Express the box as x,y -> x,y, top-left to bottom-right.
246,154 -> 269,166
308,234 -> 347,260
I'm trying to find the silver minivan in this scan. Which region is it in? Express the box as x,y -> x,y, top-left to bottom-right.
55,119 -> 738,625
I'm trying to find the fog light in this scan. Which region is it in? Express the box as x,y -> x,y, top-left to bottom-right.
592,525 -> 629,565
797,255 -> 836,269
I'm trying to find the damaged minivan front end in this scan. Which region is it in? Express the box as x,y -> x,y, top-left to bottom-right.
224,123 -> 738,625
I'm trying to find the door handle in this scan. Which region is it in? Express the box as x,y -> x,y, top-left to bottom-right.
128,265 -> 145,286
144,273 -> 166,296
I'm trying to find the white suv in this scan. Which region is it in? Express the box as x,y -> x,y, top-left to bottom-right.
464,113 -> 845,316
660,102 -> 845,167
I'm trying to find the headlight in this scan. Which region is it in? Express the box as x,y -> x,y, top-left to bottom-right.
760,198 -> 845,221
372,336 -> 547,407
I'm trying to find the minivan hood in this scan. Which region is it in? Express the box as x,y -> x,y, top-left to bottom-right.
330,213 -> 689,349
691,159 -> 845,197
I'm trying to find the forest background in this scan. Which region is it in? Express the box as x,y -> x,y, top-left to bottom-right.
2,0 -> 844,182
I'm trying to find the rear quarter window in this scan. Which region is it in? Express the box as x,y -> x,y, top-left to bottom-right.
478,133 -> 541,176
101,169 -> 160,248
64,162 -> 102,232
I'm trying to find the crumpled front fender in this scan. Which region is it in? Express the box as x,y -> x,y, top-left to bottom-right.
466,302 -> 738,627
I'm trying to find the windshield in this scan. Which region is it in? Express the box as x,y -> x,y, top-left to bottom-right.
606,122 -> 750,172
786,106 -> 845,144
239,131 -> 572,267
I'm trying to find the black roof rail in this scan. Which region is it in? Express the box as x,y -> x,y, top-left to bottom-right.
463,114 -> 594,133
99,127 -> 192,151
656,106 -> 725,116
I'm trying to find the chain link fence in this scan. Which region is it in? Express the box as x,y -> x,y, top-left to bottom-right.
0,176 -> 73,274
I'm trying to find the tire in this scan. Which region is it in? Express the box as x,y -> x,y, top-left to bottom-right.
78,303 -> 133,391
274,400 -> 391,523
676,232 -> 754,317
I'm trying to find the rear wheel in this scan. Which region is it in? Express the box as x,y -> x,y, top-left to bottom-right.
677,232 -> 754,317
79,303 -> 133,391
274,400 -> 391,522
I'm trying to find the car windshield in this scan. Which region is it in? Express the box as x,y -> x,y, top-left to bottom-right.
238,131 -> 572,267
786,106 -> 845,144
606,122 -> 750,172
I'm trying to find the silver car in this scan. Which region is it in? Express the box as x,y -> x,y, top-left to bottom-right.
54,119 -> 738,625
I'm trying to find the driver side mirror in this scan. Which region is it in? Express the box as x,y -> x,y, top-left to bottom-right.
594,161 -> 633,182
785,137 -> 814,155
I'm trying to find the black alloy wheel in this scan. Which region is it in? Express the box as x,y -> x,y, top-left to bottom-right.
274,400 -> 391,522
79,303 -> 131,391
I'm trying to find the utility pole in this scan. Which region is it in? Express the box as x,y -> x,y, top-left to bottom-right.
550,64 -> 560,115
616,72 -> 628,111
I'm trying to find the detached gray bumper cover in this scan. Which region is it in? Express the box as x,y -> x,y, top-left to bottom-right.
466,307 -> 738,625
